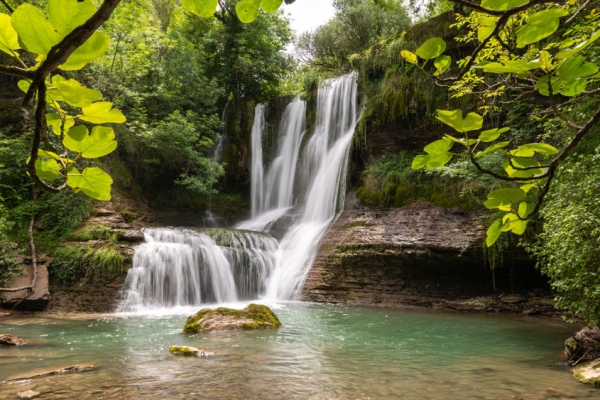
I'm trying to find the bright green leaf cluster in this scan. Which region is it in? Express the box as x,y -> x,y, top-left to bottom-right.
401,37 -> 453,77
179,0 -> 283,23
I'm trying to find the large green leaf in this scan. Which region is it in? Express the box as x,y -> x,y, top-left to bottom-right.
80,102 -> 126,124
475,141 -> 510,158
480,60 -> 540,74
401,50 -> 418,64
433,55 -> 451,76
46,113 -> 75,136
425,153 -> 452,169
11,4 -> 62,55
0,13 -> 20,56
415,37 -> 446,60
503,157 -> 542,178
48,0 -> 96,38
518,201 -> 534,219
424,137 -> 454,154
51,76 -> 103,107
556,56 -> 598,80
67,167 -> 113,200
33,152 -> 62,181
478,16 -> 499,42
557,30 -> 600,60
436,109 -> 483,133
236,0 -> 260,23
63,125 -> 117,158
479,127 -> 509,142
260,0 -> 283,13
511,143 -> 558,157
59,31 -> 110,70
486,218 -> 506,247
412,155 -> 429,170
484,188 -> 525,210
481,0 -> 527,11
502,213 -> 529,234
516,9 -> 569,48
180,0 -> 218,18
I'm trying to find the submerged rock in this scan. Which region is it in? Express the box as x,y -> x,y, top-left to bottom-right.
6,363 -> 98,381
572,358 -> 600,385
0,334 -> 26,346
169,346 -> 214,357
183,303 -> 282,333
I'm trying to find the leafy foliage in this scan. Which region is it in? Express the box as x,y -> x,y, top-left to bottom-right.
50,244 -> 124,285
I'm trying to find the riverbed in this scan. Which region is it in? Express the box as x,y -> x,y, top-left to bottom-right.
1,302 -> 599,399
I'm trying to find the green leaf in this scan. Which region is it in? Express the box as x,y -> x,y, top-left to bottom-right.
415,37 -> 446,60
51,76 -> 103,107
481,0 -> 527,11
236,0 -> 261,23
520,183 -> 537,193
511,143 -> 558,157
412,155 -> 429,170
260,0 -> 283,13
401,50 -> 418,64
0,13 -> 20,56
478,16 -> 499,42
444,134 -> 477,146
518,201 -> 534,219
503,157 -> 542,178
516,9 -> 568,48
557,30 -> 600,60
80,102 -> 126,124
424,137 -> 454,154
59,31 -> 110,70
67,167 -> 113,201
502,213 -> 529,234
180,0 -> 218,18
476,141 -> 510,158
479,127 -> 509,142
426,153 -> 452,169
34,158 -> 61,181
480,59 -> 540,74
48,0 -> 96,38
63,125 -> 117,158
436,109 -> 483,133
11,4 -> 62,55
486,219 -> 506,247
46,113 -> 75,136
433,55 -> 451,76
484,188 -> 525,210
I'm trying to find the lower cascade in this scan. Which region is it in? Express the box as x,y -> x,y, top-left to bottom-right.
120,73 -> 359,310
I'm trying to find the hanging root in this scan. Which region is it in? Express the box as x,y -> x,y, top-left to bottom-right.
565,325 -> 600,366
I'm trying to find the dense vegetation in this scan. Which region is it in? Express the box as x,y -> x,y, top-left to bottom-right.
0,0 -> 599,327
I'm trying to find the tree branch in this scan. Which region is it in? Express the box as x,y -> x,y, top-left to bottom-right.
0,0 -> 13,13
23,0 -> 122,107
0,64 -> 34,80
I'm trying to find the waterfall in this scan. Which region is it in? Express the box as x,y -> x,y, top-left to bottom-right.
120,73 -> 358,310
118,228 -> 278,311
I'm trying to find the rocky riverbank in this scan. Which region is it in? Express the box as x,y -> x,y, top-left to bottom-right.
302,200 -> 556,316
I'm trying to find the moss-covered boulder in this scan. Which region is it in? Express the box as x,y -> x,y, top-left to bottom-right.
572,358 -> 600,386
169,346 -> 214,357
183,303 -> 282,333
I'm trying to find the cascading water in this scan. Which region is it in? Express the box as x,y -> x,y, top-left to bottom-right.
118,228 -> 277,311
120,73 -> 358,310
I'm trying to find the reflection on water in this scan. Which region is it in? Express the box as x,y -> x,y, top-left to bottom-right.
1,303 -> 599,399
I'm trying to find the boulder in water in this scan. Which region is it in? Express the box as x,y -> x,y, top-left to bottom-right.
183,303 -> 281,333
0,334 -> 26,346
169,346 -> 214,356
572,358 -> 600,385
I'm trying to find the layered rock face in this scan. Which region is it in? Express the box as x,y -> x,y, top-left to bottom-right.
302,201 -> 549,311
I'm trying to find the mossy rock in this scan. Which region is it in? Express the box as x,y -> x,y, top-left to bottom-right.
572,358 -> 600,385
169,346 -> 213,357
183,304 -> 282,333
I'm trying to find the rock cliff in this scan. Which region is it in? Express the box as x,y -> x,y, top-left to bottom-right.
302,199 -> 554,314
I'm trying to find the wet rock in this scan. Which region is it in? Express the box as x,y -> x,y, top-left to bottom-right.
169,346 -> 214,357
17,391 -> 41,399
0,333 -> 26,346
114,229 -> 145,243
183,304 -> 282,333
499,294 -> 526,304
6,363 -> 98,381
0,258 -> 51,311
572,358 -> 600,386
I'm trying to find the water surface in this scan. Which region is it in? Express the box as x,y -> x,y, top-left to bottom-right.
1,303 -> 599,399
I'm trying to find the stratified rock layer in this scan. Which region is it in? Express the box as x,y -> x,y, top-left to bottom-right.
303,202 -> 550,312
183,304 -> 281,333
